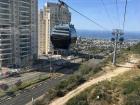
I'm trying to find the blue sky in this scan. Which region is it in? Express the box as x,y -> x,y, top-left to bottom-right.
39,0 -> 140,32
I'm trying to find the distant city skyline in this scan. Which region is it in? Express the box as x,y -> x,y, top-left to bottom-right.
39,0 -> 140,32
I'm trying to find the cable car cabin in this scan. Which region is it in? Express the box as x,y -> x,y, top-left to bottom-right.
51,24 -> 77,49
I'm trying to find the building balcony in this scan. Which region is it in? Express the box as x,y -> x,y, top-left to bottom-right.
19,46 -> 30,49
0,28 -> 11,31
0,47 -> 12,51
0,12 -> 10,16
19,15 -> 30,18
21,54 -> 28,57
0,57 -> 12,61
0,18 -> 10,22
0,52 -> 12,55
20,51 -> 29,56
0,1 -> 10,5
0,53 -> 12,60
19,6 -> 30,10
20,42 -> 30,45
0,38 -> 11,42
19,10 -> 30,14
19,0 -> 31,4
0,5 -> 10,11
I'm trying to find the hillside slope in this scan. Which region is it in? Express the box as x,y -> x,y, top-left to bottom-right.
49,55 -> 140,105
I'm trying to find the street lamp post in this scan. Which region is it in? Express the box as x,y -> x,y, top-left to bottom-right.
48,52 -> 52,74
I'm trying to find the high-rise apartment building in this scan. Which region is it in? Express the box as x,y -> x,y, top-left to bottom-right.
38,10 -> 44,56
31,0 -> 38,60
0,0 -> 38,68
38,2 -> 71,55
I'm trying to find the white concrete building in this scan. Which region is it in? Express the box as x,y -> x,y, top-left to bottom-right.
38,2 -> 71,55
0,0 -> 38,68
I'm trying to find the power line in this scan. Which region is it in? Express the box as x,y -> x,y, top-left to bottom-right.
123,0 -> 128,31
58,0 -> 109,31
100,0 -> 115,28
115,0 -> 121,28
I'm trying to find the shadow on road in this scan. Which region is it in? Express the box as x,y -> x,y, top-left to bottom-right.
37,62 -> 81,75
6,91 -> 16,97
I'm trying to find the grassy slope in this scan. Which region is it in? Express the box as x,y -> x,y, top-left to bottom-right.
66,65 -> 140,105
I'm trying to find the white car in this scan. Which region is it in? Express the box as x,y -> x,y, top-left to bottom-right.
67,56 -> 74,60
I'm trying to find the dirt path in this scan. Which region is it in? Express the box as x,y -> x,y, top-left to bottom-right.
49,57 -> 139,105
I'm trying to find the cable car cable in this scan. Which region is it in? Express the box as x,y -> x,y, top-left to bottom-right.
100,0 -> 115,28
115,0 -> 121,28
123,0 -> 128,31
58,0 -> 110,31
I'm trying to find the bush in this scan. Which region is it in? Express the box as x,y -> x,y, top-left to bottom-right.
56,90 -> 65,97
93,66 -> 102,74
137,64 -> 140,69
66,81 -> 121,105
67,92 -> 88,105
46,89 -> 57,100
0,84 -> 9,91
125,94 -> 140,105
129,43 -> 140,54
6,91 -> 15,97
79,65 -> 92,75
15,79 -> 22,87
123,81 -> 138,95
56,80 -> 69,90
34,100 -> 45,105
76,75 -> 86,85
46,74 -> 86,100
56,75 -> 85,91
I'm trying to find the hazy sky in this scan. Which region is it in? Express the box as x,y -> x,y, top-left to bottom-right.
39,0 -> 140,32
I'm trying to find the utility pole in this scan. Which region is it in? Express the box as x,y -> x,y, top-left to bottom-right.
112,29 -> 124,65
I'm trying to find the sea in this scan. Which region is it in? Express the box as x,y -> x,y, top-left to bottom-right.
77,30 -> 140,41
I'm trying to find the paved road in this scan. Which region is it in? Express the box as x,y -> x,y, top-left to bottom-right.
0,62 -> 80,105
0,74 -> 69,105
